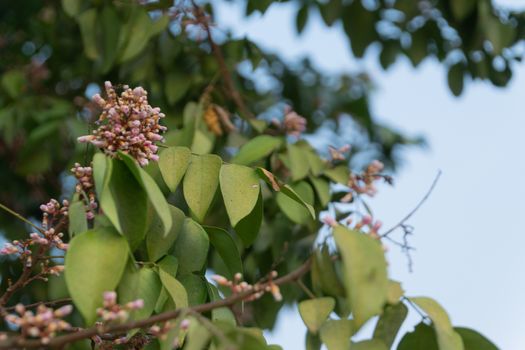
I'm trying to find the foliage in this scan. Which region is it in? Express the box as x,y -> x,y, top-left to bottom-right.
0,0 -> 513,349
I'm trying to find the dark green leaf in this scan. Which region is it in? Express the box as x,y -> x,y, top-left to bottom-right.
373,302 -> 408,348
173,218 -> 209,274
455,327 -> 498,350
296,5 -> 309,34
398,323 -> 439,350
118,264 -> 161,322
205,226 -> 243,278
234,191 -> 263,246
146,205 -> 185,262
448,63 -> 464,97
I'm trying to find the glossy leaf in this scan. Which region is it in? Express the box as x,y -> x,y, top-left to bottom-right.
146,205 -> 185,262
232,135 -> 282,165
183,154 -> 222,222
205,226 -> 243,278
298,297 -> 335,334
220,164 -> 260,227
65,227 -> 129,324
173,218 -> 209,274
333,225 -> 388,329
319,319 -> 353,350
158,146 -> 191,192
410,297 -> 464,350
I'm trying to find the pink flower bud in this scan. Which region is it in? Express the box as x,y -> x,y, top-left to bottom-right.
180,319 -> 190,331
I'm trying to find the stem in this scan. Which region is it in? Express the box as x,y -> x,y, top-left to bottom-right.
0,203 -> 43,233
0,257 -> 312,349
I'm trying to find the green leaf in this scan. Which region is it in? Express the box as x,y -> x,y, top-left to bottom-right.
333,226 -> 388,329
296,5 -> 309,34
454,327 -> 498,350
234,191 -> 263,246
173,218 -> 209,274
158,268 -> 188,309
65,227 -> 129,324
447,63 -> 464,97
232,135 -> 282,165
119,153 -> 173,236
68,197 -> 87,237
205,226 -> 243,278
288,144 -> 310,181
319,319 -> 353,350
178,273 -> 207,306
165,71 -> 191,105
311,246 -> 345,297
118,8 -> 158,63
410,297 -> 464,350
61,0 -> 83,17
309,176 -> 330,207
99,159 -> 148,250
398,323 -> 439,350
323,166 -> 349,185
77,9 -> 99,60
276,181 -> 315,224
158,255 -> 179,277
451,0 -> 477,21
146,205 -> 185,262
118,264 -> 161,321
306,331 -> 322,350
183,154 -> 222,222
1,70 -> 25,98
185,318 -> 212,350
373,302 -> 408,348
159,146 -> 191,192
92,153 -> 109,199
206,283 -> 236,325
298,297 -> 335,334
351,339 -> 388,350
220,164 -> 261,227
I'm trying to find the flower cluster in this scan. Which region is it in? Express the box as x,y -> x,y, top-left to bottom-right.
212,271 -> 282,302
77,81 -> 167,167
71,163 -> 97,220
0,199 -> 69,258
4,304 -> 73,344
96,291 -> 144,324
341,160 -> 386,202
271,106 -> 307,137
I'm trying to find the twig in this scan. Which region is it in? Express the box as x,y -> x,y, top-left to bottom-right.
2,298 -> 72,313
0,203 -> 44,234
296,280 -> 316,299
0,257 -> 313,349
380,170 -> 442,237
193,2 -> 255,120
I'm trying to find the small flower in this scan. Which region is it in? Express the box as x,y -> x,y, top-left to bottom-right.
283,106 -> 307,137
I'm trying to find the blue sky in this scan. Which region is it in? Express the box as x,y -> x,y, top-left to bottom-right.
215,1 -> 525,349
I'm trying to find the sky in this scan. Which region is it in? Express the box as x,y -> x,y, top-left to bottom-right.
214,1 -> 525,349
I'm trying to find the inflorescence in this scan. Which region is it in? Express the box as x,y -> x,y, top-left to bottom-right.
77,81 -> 167,167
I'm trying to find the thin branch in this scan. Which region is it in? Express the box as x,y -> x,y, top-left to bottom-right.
380,170 -> 442,237
2,298 -> 72,313
193,2 -> 255,121
0,257 -> 312,349
296,280 -> 316,299
0,203 -> 44,234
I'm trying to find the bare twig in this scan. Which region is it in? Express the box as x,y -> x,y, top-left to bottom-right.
2,298 -> 72,313
0,203 -> 44,234
380,170 -> 442,237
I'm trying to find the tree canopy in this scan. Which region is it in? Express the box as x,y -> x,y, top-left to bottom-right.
0,0 -> 514,349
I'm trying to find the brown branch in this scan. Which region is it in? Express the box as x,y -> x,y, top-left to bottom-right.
193,3 -> 255,120
0,257 -> 312,349
2,298 -> 72,313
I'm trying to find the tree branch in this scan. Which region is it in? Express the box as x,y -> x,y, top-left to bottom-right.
0,257 -> 312,349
